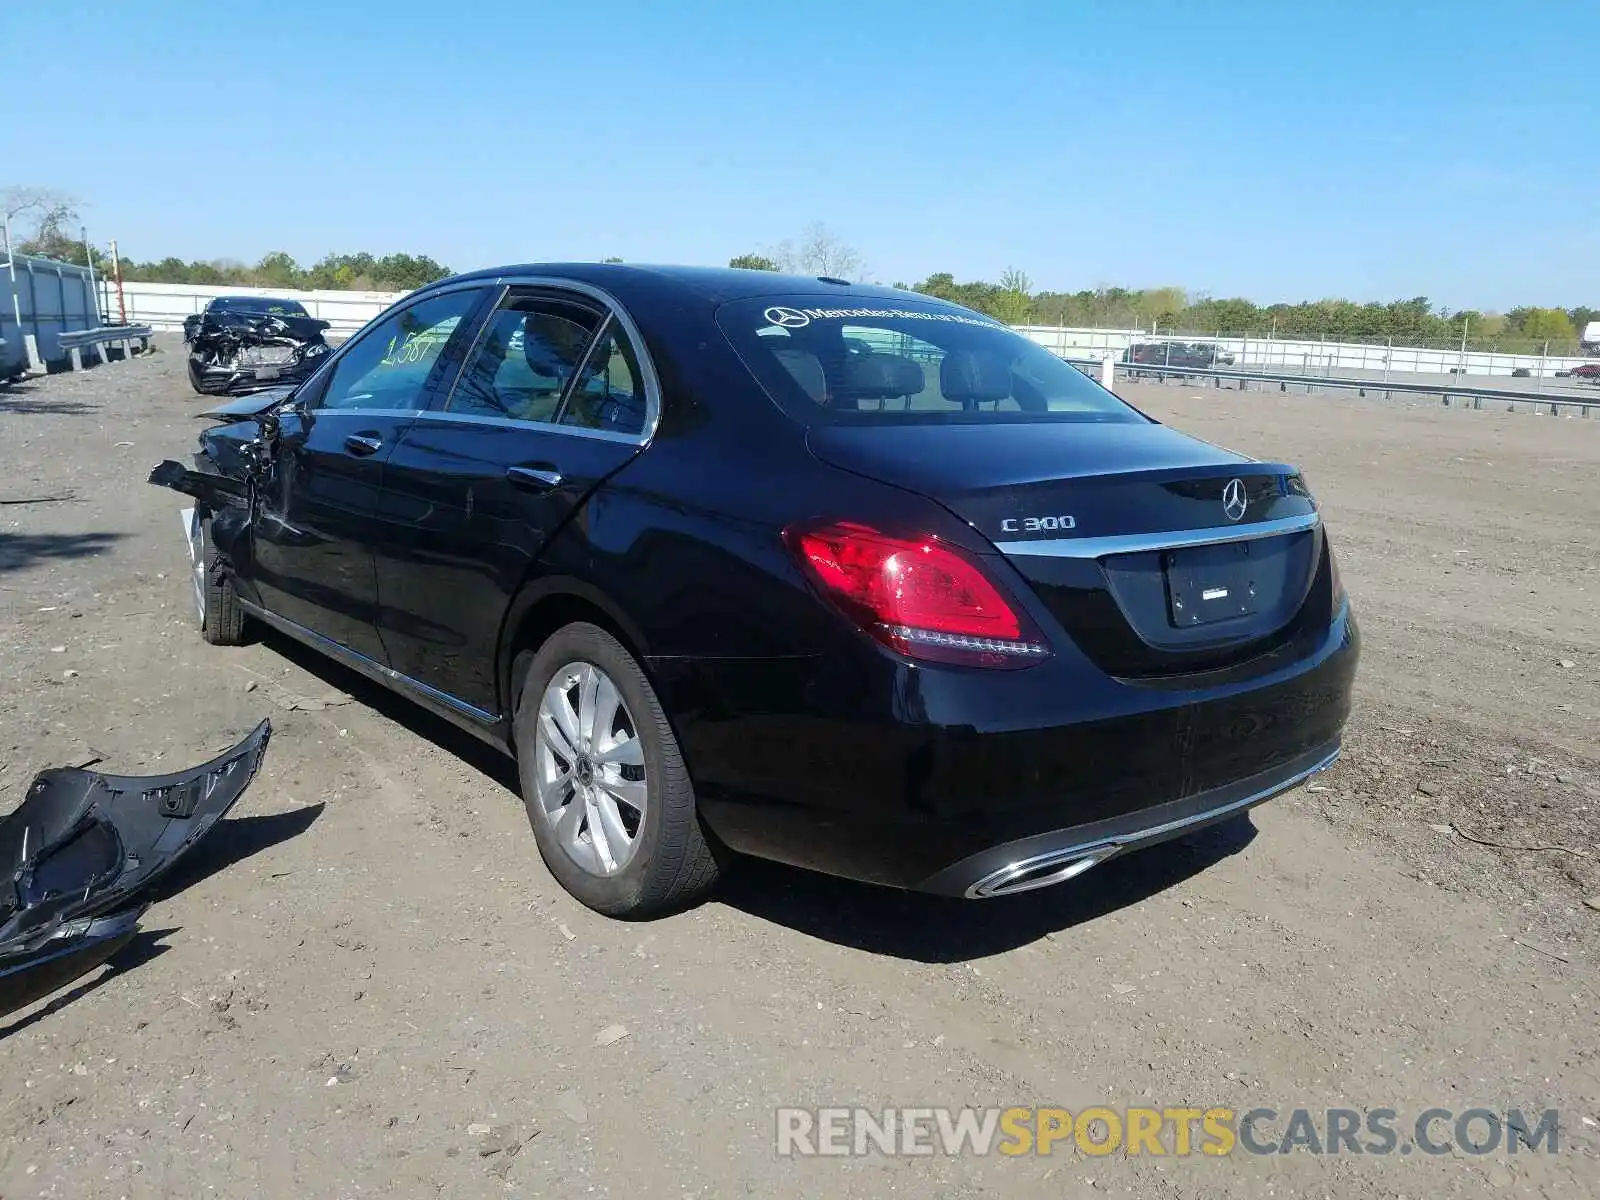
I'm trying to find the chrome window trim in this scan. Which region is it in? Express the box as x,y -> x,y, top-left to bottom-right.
427,275 -> 662,447
408,408 -> 646,446
994,511 -> 1320,559
297,406 -> 425,420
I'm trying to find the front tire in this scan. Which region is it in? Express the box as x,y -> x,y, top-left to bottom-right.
192,514 -> 245,646
513,622 -> 720,918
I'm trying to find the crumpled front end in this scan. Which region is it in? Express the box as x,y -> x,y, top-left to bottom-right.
186,311 -> 332,396
0,721 -> 271,1018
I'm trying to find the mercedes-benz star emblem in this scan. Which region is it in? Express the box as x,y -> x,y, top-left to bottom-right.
764,306 -> 811,329
1222,478 -> 1249,522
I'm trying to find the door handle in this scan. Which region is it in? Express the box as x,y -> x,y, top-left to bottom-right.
507,466 -> 563,491
344,433 -> 383,456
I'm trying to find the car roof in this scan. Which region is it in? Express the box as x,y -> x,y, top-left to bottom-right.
213,294 -> 301,305
414,262 -> 956,310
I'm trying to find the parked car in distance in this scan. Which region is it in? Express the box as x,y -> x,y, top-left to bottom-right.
184,295 -> 332,396
152,264 -> 1358,917
1122,341 -> 1235,369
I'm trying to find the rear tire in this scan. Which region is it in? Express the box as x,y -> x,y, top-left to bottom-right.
193,515 -> 245,646
512,622 -> 721,918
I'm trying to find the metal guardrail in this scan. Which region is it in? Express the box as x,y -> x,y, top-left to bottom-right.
58,325 -> 153,350
1066,357 -> 1599,414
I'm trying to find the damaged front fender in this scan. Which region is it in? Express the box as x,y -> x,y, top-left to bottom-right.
0,720 -> 272,1018
149,459 -> 250,510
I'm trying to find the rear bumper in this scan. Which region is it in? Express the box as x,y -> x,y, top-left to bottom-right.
658,605 -> 1358,894
918,738 -> 1337,897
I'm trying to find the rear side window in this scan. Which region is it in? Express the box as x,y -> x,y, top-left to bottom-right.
716,296 -> 1146,427
447,296 -> 604,423
559,326 -> 646,436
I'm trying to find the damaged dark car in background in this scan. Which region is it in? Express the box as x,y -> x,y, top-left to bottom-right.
184,295 -> 332,396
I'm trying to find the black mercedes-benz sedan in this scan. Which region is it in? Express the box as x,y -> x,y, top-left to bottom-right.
151,264 -> 1358,917
183,295 -> 333,396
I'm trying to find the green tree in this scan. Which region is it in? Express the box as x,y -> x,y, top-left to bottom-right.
1513,307 -> 1576,347
992,267 -> 1033,325
254,251 -> 301,287
729,253 -> 780,271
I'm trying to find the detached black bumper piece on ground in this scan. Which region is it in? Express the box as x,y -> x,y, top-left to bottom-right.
0,720 -> 271,1018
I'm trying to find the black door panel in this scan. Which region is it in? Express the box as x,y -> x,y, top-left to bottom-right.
245,286 -> 494,661
374,418 -> 641,714
368,288 -> 653,715
250,408 -> 413,659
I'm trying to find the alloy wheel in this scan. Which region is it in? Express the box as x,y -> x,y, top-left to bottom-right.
533,661 -> 648,876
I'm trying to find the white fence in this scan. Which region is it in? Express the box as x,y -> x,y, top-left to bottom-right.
100,281 -> 408,336
97,281 -> 1592,379
1015,326 -> 1592,379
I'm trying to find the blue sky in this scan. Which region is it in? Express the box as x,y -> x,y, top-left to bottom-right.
3,0 -> 1592,309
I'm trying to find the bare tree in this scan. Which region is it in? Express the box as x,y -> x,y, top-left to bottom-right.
773,223 -> 865,281
2,186 -> 82,262
2,186 -> 78,231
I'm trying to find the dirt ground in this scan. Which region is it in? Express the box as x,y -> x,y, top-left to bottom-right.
0,342 -> 1595,1199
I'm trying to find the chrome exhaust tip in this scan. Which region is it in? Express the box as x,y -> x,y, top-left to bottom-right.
965,846 -> 1120,899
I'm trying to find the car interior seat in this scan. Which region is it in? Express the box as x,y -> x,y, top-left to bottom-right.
939,348 -> 1015,410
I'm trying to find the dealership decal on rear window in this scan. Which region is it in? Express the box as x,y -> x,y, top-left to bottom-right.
762,305 -> 1003,331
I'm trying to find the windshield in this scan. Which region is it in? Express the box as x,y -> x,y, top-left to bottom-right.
211,296 -> 309,317
716,295 -> 1146,426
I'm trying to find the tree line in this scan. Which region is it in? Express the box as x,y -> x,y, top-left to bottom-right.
2,186 -> 454,292
728,235 -> 1596,354
5,188 -> 1592,353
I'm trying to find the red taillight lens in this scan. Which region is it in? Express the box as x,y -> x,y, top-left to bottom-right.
785,521 -> 1050,668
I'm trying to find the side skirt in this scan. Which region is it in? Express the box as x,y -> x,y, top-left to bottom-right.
238,601 -> 514,756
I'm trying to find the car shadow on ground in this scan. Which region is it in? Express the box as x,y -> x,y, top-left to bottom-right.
256,628 -> 520,794
714,817 -> 1258,963
0,381 -> 101,416
0,531 -> 124,575
252,628 -> 1256,961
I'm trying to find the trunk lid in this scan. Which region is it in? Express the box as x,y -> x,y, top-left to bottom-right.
806,422 -> 1329,677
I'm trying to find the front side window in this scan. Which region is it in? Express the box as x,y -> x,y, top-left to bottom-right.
447,296 -> 603,423
718,296 -> 1146,427
317,289 -> 485,411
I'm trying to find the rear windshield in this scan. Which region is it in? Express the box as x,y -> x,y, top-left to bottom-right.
716,295 -> 1146,426
212,296 -> 308,316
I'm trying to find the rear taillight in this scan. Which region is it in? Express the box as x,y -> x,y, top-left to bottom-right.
1328,538 -> 1347,608
784,520 -> 1050,669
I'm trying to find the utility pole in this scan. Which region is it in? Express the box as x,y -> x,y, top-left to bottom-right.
109,240 -> 127,325
1,214 -> 19,333
81,224 -> 99,324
